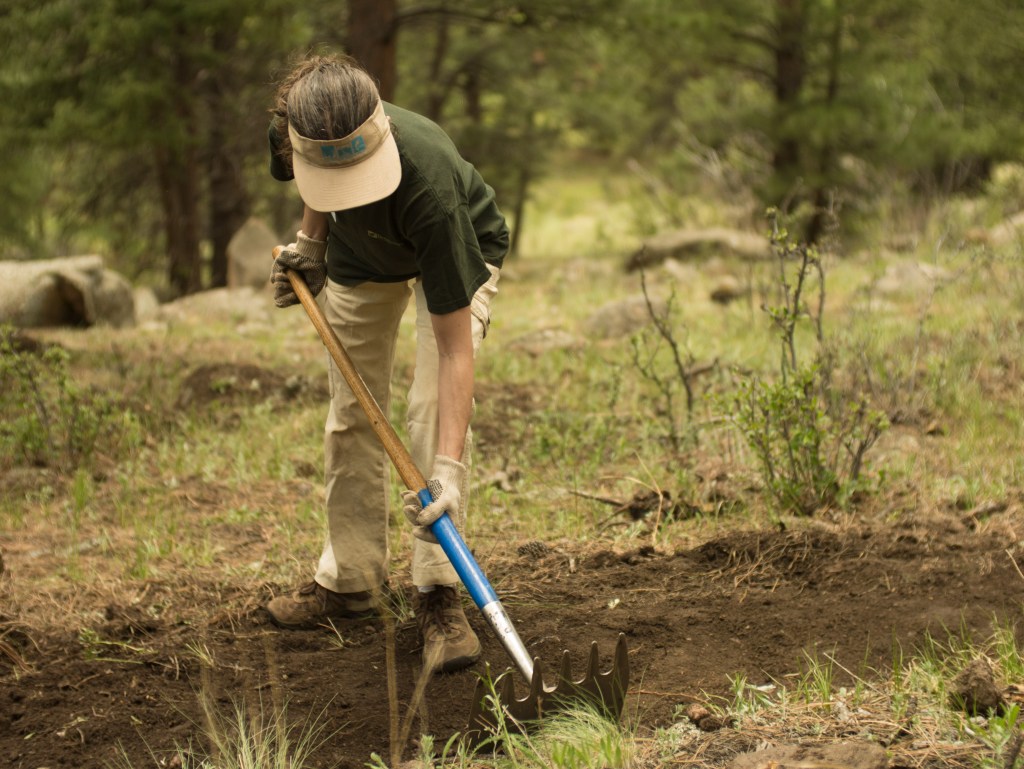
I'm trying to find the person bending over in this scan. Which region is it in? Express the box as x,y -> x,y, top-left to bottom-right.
264,53 -> 508,674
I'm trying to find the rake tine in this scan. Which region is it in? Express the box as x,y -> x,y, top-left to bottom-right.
558,649 -> 574,687
499,669 -> 517,705
466,634 -> 630,749
585,640 -> 601,681
613,633 -> 629,681
527,658 -> 544,701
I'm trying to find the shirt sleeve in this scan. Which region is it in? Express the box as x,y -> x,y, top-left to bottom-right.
405,204 -> 490,315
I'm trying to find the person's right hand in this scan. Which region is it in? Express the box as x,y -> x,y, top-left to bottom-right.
401,455 -> 466,544
270,231 -> 328,308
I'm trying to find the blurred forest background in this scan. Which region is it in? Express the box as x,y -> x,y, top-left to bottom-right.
1,0 -> 1022,296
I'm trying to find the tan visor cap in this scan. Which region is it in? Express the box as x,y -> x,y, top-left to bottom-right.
288,100 -> 401,212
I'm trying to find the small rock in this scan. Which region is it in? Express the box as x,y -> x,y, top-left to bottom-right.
710,275 -> 748,305
729,742 -> 887,769
873,260 -> 951,297
585,294 -> 667,339
133,287 -> 160,323
696,714 -> 729,732
950,657 -> 1005,715
227,217 -> 280,290
684,703 -> 711,723
507,327 -> 582,356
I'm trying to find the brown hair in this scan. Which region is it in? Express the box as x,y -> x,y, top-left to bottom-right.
271,53 -> 380,172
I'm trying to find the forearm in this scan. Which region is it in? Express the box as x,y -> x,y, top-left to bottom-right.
301,206 -> 329,240
431,307 -> 474,462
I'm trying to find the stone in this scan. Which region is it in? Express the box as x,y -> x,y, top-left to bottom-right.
0,255 -> 135,328
710,274 -> 748,304
158,287 -> 273,327
627,227 -> 771,271
873,260 -> 951,297
132,287 -> 161,323
227,217 -> 281,290
728,742 -> 887,769
977,209 -> 1024,249
507,327 -> 582,356
585,294 -> 667,339
950,657 -> 1005,715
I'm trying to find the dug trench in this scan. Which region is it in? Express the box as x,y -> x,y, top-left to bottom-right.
3,516 -> 1023,768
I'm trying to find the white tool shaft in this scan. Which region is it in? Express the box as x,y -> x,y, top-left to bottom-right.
482,600 -> 534,682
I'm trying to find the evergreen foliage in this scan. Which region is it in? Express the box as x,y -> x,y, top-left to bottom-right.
1,0 -> 1021,282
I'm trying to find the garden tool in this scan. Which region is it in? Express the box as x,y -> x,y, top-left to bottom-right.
274,249 -> 629,740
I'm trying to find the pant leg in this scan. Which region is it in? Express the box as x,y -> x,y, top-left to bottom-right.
409,264 -> 500,587
315,278 -> 412,594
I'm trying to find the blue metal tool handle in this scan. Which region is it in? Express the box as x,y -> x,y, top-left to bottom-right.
418,487 -> 535,680
418,488 -> 498,610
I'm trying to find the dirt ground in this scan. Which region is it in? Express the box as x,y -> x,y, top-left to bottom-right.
4,510 -> 1023,768
3,333 -> 1023,767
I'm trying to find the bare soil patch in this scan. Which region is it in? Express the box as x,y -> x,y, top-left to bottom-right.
177,362 -> 328,409
3,516 -> 1022,768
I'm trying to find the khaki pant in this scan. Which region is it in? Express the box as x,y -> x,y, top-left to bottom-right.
314,266 -> 500,592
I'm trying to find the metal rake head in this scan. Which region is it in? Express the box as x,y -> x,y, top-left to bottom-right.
465,633 -> 630,747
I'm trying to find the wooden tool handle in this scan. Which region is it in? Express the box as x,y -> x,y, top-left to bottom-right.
274,246 -> 426,492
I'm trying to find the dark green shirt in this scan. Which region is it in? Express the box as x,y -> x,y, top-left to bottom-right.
270,103 -> 509,314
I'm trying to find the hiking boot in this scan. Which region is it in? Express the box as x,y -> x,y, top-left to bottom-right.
414,586 -> 481,673
265,581 -> 376,629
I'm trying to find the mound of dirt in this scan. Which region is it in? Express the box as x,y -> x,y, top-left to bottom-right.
176,362 -> 327,408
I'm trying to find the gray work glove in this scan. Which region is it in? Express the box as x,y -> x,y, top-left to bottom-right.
401,455 -> 466,544
271,231 -> 328,308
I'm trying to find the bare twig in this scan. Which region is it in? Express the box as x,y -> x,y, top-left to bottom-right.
1007,549 -> 1024,582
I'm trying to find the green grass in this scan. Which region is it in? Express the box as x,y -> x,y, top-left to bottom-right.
111,695 -> 334,769
2,170 -> 1024,766
5,176 -> 1018,555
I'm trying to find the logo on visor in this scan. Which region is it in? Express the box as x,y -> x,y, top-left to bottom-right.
320,136 -> 367,161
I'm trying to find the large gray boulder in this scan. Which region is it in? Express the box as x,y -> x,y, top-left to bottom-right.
227,217 -> 280,290
627,227 -> 771,271
0,255 -> 135,328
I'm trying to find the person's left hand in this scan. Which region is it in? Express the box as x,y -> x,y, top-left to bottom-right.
401,455 -> 466,544
270,231 -> 328,308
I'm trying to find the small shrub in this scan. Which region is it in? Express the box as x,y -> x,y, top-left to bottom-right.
728,214 -> 887,514
0,325 -> 139,472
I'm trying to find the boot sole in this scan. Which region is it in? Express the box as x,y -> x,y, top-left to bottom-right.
433,643 -> 483,673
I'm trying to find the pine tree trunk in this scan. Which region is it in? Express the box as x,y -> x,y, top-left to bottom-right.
156,36 -> 203,296
206,26 -> 250,288
424,7 -> 451,122
208,124 -> 250,288
347,0 -> 399,100
508,111 -> 536,258
772,0 -> 806,205
156,147 -> 202,297
805,4 -> 844,245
